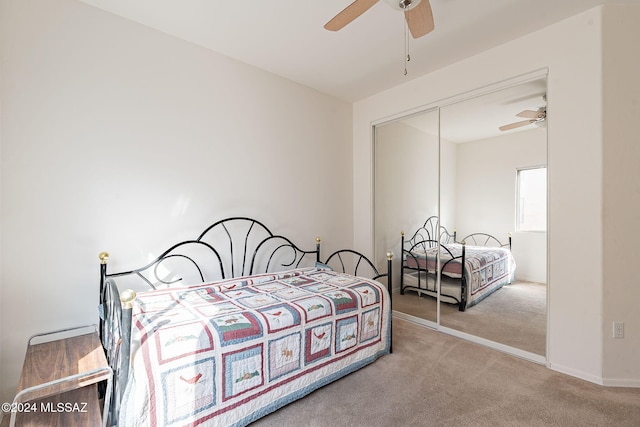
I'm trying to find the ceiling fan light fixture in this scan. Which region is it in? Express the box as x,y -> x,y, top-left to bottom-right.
499,107 -> 547,132
383,0 -> 422,12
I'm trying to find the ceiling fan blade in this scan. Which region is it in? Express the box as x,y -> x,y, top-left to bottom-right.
516,110 -> 542,119
499,119 -> 535,131
324,0 -> 379,31
405,0 -> 435,38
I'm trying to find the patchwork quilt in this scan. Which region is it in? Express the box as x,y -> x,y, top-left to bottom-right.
119,267 -> 391,426
405,243 -> 515,305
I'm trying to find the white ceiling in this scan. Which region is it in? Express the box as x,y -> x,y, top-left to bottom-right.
400,76 -> 548,143
76,0 -> 628,103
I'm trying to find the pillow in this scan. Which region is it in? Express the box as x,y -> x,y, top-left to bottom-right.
315,261 -> 334,271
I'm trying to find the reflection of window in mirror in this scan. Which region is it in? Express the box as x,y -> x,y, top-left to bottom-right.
516,166 -> 547,232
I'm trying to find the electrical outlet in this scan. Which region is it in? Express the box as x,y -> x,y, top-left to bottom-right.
613,322 -> 624,339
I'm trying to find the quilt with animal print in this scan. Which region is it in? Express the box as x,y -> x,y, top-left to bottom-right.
119,267 -> 391,426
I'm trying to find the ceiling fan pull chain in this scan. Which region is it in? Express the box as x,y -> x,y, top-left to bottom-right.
404,15 -> 410,76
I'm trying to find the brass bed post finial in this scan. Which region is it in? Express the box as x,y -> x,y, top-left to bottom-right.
316,237 -> 321,262
386,252 -> 393,260
120,289 -> 137,310
99,252 -> 110,264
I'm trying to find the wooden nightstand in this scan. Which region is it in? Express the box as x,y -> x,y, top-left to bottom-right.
1,325 -> 112,427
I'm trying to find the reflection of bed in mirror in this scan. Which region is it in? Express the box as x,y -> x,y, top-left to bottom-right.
400,216 -> 515,311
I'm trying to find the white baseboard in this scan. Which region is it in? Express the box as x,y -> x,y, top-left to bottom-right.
547,362 -> 606,385
601,377 -> 640,388
547,364 -> 640,387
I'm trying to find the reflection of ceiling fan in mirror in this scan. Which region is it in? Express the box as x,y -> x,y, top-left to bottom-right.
499,107 -> 547,132
324,0 -> 435,38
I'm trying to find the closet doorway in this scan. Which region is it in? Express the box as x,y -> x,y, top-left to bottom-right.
374,74 -> 548,360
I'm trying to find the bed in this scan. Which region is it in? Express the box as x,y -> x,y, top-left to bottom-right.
98,217 -> 392,426
400,216 -> 515,311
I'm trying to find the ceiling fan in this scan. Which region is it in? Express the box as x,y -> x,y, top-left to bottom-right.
499,107 -> 547,132
324,0 -> 435,38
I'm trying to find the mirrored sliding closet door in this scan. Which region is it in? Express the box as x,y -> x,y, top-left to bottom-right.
374,75 -> 548,358
374,108 -> 439,323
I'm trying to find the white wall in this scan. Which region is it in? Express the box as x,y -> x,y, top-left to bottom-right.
455,128 -> 547,283
601,5 -> 640,385
354,6 -> 639,385
0,0 -> 353,402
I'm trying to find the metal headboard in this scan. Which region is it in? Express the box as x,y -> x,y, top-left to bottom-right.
98,217 -> 321,425
406,216 -> 457,248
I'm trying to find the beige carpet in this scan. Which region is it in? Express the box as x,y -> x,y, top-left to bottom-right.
252,318 -> 640,426
392,281 -> 547,355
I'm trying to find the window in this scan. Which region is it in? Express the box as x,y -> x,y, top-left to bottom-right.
516,166 -> 547,232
